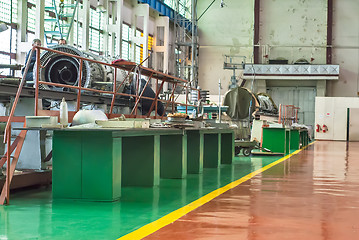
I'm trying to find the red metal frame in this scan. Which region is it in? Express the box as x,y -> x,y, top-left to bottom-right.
32,46 -> 200,118
278,104 -> 300,127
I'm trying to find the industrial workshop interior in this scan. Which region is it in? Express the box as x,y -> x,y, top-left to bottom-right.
0,0 -> 358,239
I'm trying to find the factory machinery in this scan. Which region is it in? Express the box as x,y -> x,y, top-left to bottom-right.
222,86 -> 279,156
222,84 -> 309,157
223,86 -> 278,138
0,44 -> 200,205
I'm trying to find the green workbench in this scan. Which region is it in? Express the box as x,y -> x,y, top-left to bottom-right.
220,130 -> 234,164
262,127 -> 290,155
290,129 -> 300,150
200,128 -> 234,168
52,127 -> 234,201
184,128 -> 234,172
300,129 -> 309,147
52,128 -> 186,201
160,132 -> 187,179
186,129 -> 204,174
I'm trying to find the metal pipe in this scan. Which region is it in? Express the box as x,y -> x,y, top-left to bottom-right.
218,78 -> 221,122
35,47 -> 40,116
197,0 -> 215,21
3,46 -> 35,143
146,81 -> 165,118
161,83 -> 177,117
114,66 -> 135,93
76,59 -> 83,111
155,79 -> 158,119
110,68 -> 117,114
185,86 -> 188,114
38,81 -> 155,101
191,0 -> 197,87
130,73 -> 153,115
135,67 -> 140,116
171,83 -> 175,113
5,127 -> 11,204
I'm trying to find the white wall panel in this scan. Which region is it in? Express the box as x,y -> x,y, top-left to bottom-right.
315,97 -> 359,140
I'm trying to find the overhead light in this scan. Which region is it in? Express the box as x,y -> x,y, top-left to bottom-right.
0,22 -> 8,33
96,0 -> 106,13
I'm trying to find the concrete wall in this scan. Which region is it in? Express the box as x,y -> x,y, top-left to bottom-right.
197,0 -> 254,94
197,0 -> 359,98
259,0 -> 327,64
13,0 -> 359,98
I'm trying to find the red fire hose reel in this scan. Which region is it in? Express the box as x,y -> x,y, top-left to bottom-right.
322,124 -> 328,133
316,124 -> 328,133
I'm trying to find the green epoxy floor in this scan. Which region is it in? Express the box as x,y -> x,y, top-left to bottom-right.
0,155 -> 282,240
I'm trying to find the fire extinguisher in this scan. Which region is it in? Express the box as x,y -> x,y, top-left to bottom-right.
316,124 -> 322,132
322,124 -> 328,133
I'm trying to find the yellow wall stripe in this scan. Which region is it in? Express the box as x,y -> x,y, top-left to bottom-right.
118,141 -> 316,240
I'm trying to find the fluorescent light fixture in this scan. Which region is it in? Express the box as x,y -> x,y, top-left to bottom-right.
0,22 -> 8,33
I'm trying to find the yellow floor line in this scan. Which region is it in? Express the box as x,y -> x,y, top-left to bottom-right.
118,141 -> 316,240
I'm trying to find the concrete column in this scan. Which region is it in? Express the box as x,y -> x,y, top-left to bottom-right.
109,2 -> 117,57
153,16 -> 170,91
130,11 -> 137,62
16,0 -> 28,62
317,80 -> 327,97
82,0 -> 90,51
18,0 -> 27,43
163,18 -> 170,75
116,0 -> 123,57
142,6 -> 149,67
130,4 -> 149,65
34,0 -> 45,43
68,0 -> 76,45
103,0 -> 110,56
256,80 -> 267,93
107,0 -> 123,57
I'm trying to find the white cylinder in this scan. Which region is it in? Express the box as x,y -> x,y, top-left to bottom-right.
60,98 -> 68,126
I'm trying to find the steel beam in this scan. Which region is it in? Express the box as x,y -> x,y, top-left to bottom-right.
327,0 -> 333,64
254,0 -> 260,64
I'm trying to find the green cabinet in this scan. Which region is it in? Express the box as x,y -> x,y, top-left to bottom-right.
202,129 -> 234,168
52,131 -> 121,201
122,135 -> 159,187
160,134 -> 187,179
186,130 -> 204,174
221,132 -> 234,164
52,128 -> 234,201
290,129 -> 300,150
300,130 -> 309,147
203,133 -> 221,168
262,128 -> 290,155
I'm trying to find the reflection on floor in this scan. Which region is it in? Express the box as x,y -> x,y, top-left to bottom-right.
144,141 -> 359,240
0,152 -> 280,239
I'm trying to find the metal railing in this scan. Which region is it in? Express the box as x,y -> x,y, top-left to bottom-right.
33,46 -> 200,118
0,47 -> 35,205
278,104 -> 300,127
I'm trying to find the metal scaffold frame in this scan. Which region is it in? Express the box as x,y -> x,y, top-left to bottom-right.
174,0 -> 198,88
